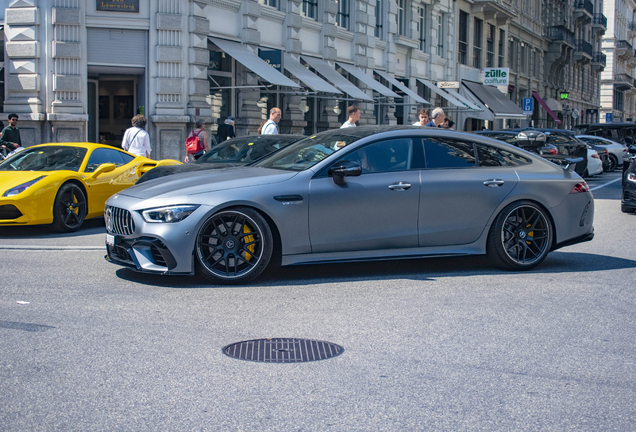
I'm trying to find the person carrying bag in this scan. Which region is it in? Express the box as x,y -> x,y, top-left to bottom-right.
185,119 -> 210,163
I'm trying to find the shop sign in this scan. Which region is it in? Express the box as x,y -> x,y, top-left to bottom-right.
437,81 -> 460,89
483,68 -> 509,86
560,92 -> 569,100
259,49 -> 282,73
97,0 -> 139,12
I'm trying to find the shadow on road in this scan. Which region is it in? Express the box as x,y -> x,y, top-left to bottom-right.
0,218 -> 105,239
113,251 -> 636,289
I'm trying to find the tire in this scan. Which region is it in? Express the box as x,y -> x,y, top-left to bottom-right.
51,183 -> 87,233
487,201 -> 553,271
196,207 -> 273,284
607,155 -> 618,173
583,169 -> 589,178
621,204 -> 636,214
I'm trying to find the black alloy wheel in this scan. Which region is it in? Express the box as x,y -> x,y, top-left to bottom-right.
51,183 -> 87,232
607,155 -> 618,172
196,207 -> 273,284
487,201 -> 553,270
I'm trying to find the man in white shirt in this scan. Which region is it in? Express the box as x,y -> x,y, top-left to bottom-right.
341,105 -> 360,128
261,107 -> 281,134
122,115 -> 151,158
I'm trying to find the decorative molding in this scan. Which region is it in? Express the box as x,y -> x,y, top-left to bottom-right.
210,0 -> 241,12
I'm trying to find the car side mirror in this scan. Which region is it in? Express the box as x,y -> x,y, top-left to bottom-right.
629,145 -> 636,155
91,163 -> 116,178
329,161 -> 362,185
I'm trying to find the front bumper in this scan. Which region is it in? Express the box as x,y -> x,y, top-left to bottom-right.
105,235 -> 193,275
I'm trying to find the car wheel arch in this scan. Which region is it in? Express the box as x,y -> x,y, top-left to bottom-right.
53,179 -> 89,217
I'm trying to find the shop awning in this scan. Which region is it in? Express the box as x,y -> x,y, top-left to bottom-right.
283,54 -> 341,94
546,97 -> 563,112
462,81 -> 525,119
336,62 -> 400,98
209,37 -> 300,88
443,88 -> 481,110
417,79 -> 466,108
373,70 -> 429,104
301,56 -> 373,101
532,91 -> 562,124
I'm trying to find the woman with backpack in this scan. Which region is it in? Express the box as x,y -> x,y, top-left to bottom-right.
185,119 -> 210,163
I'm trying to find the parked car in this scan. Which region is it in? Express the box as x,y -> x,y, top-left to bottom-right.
0,143 -> 181,232
576,135 -> 628,171
573,122 -> 636,146
622,146 -> 636,213
137,134 -> 302,184
585,147 -> 604,176
105,126 -> 594,284
476,129 -> 589,176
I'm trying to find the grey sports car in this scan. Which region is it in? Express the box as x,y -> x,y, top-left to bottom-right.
104,126 -> 594,284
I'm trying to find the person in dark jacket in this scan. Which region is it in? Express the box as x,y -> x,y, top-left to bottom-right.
216,116 -> 236,143
0,114 -> 21,156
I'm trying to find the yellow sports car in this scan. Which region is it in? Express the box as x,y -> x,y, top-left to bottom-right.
0,143 -> 181,232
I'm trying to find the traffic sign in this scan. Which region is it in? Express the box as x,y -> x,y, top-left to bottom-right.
606,112 -> 613,122
522,97 -> 533,115
572,109 -> 580,119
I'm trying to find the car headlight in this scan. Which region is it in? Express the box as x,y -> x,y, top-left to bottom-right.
141,205 -> 200,223
628,173 -> 636,183
3,175 -> 47,197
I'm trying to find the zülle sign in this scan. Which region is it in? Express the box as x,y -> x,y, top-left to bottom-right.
483,68 -> 509,86
97,0 -> 140,12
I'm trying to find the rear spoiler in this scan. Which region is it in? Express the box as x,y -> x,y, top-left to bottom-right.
562,157 -> 584,173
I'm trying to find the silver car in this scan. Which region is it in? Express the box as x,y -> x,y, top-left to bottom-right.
104,126 -> 594,284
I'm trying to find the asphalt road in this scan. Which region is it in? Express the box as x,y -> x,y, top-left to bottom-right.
1,171 -> 634,431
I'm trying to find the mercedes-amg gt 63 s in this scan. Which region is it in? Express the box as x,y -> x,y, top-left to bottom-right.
104,126 -> 594,284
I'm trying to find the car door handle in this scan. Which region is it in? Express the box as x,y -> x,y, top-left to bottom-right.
388,182 -> 411,191
483,179 -> 505,187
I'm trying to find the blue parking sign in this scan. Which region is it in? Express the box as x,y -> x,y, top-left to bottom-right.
606,112 -> 613,122
522,98 -> 533,114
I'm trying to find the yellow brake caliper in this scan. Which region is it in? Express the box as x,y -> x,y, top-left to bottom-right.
526,223 -> 534,244
243,225 -> 255,260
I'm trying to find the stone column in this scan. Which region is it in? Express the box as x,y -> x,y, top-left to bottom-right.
353,0 -> 377,126
4,0 -> 45,145
280,0 -> 306,134
317,1 -> 340,130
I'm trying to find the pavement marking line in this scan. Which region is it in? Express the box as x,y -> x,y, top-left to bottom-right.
590,177 -> 622,191
0,245 -> 105,251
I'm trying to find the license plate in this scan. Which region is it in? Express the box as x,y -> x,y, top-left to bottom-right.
106,234 -> 115,246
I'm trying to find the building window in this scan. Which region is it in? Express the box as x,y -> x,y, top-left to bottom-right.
458,11 -> 468,65
418,6 -> 427,52
336,0 -> 350,29
498,29 -> 505,67
437,14 -> 445,58
520,42 -> 526,72
486,24 -> 495,68
397,0 -> 405,36
258,0 -> 279,8
473,18 -> 482,69
508,37 -> 514,70
534,50 -> 540,78
375,1 -> 383,38
209,49 -> 235,121
301,0 -> 318,19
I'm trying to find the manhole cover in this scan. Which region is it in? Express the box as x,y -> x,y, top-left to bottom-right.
223,338 -> 344,363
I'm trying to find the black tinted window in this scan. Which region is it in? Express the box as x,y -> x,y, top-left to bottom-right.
423,139 -> 475,169
546,133 -> 578,144
476,144 -> 531,167
85,148 -> 127,173
336,138 -> 412,174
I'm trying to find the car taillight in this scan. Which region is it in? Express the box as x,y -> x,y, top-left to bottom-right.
592,153 -> 600,159
549,148 -> 558,155
570,182 -> 590,193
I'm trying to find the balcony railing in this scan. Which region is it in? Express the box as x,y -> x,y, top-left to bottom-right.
575,0 -> 594,15
614,74 -> 634,90
617,40 -> 633,51
575,40 -> 593,57
629,21 -> 636,31
593,14 -> 607,28
547,26 -> 575,46
592,52 -> 606,66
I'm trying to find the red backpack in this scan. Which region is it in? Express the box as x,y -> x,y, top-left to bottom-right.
185,130 -> 204,154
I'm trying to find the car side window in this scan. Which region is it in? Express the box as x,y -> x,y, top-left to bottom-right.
84,148 -> 126,173
476,144 -> 531,167
334,138 -> 412,174
423,138 -> 476,169
119,151 -> 134,165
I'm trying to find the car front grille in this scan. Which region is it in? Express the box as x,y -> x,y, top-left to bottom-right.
624,190 -> 636,202
106,205 -> 135,235
0,204 -> 22,220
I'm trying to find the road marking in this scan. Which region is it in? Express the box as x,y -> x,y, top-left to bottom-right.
0,245 -> 105,250
590,177 -> 622,191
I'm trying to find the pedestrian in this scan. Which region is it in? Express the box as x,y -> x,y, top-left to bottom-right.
442,118 -> 455,129
0,114 -> 21,156
341,105 -> 361,128
514,122 -> 520,129
121,114 -> 151,158
261,107 -> 281,134
184,119 -> 211,163
216,116 -> 235,143
424,107 -> 445,127
257,119 -> 267,134
413,108 -> 430,126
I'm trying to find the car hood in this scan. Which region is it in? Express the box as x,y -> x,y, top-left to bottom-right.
119,166 -> 299,199
136,162 -> 245,184
0,171 -> 55,192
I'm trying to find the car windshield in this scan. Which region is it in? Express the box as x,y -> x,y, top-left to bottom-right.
545,133 -> 581,144
252,130 -> 362,171
0,146 -> 87,171
197,136 -> 299,164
